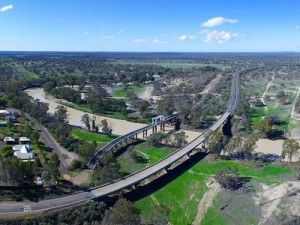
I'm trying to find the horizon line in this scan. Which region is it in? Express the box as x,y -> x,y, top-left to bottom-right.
0,50 -> 299,54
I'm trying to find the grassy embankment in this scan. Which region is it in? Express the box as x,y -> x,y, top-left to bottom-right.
71,129 -> 117,143
116,141 -> 294,225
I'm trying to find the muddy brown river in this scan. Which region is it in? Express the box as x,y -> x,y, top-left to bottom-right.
25,88 -> 201,141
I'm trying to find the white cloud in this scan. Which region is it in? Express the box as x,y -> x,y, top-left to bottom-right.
133,39 -> 148,43
201,17 -> 238,27
103,35 -> 114,39
200,30 -> 240,44
179,35 -> 196,41
0,4 -> 13,12
118,29 -> 124,33
153,38 -> 168,45
83,31 -> 90,35
295,25 -> 300,30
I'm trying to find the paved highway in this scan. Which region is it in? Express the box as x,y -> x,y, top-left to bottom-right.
0,72 -> 238,215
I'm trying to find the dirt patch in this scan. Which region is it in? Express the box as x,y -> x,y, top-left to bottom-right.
254,182 -> 300,225
63,170 -> 91,186
201,74 -> 223,94
138,85 -> 153,101
192,179 -> 220,225
260,74 -> 275,108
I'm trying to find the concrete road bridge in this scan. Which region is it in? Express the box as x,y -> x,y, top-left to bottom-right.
87,114 -> 179,170
0,72 -> 239,215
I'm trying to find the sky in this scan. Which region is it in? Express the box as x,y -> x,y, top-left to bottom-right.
0,0 -> 300,52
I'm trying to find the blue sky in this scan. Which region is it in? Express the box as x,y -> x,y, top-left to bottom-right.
0,0 -> 300,52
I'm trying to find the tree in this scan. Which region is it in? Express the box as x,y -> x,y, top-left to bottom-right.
282,139 -> 300,162
215,167 -> 244,190
1,145 -> 13,158
42,170 -> 51,186
139,100 -> 150,118
252,118 -> 272,137
78,142 -> 96,162
224,136 -> 242,154
31,130 -> 40,144
145,205 -> 170,225
101,119 -> 111,136
207,131 -> 229,154
146,132 -> 168,147
92,152 -> 120,185
54,105 -> 69,123
81,114 -> 90,130
48,153 -> 60,182
277,90 -> 286,104
242,134 -> 258,155
91,115 -> 97,131
157,98 -> 174,116
168,131 -> 188,148
102,199 -> 141,225
266,115 -> 279,125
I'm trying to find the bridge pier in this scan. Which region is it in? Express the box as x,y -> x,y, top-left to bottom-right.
143,130 -> 148,138
160,122 -> 165,131
152,126 -> 158,134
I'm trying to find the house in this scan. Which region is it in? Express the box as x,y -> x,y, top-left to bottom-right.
19,137 -> 31,144
13,144 -> 34,161
0,109 -> 10,117
3,136 -> 16,144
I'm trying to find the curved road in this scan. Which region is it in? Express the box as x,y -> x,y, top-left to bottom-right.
87,114 -> 177,169
0,72 -> 238,215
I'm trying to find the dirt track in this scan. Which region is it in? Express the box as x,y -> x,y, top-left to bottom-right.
192,180 -> 220,225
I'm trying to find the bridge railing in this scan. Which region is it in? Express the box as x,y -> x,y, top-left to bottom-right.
87,114 -> 178,169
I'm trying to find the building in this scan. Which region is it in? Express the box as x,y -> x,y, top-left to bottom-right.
3,136 -> 16,144
0,109 -> 10,117
19,137 -> 31,144
13,144 -> 34,161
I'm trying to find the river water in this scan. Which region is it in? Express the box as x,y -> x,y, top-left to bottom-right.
25,88 -> 201,141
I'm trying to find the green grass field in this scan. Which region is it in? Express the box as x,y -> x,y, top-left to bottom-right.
117,142 -> 172,175
72,129 -> 117,143
113,85 -> 146,97
134,155 -> 295,225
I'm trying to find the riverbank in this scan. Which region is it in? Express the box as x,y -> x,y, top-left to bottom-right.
25,88 -> 201,142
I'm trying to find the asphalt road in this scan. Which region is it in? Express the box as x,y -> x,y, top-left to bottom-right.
23,113 -> 68,171
0,72 -> 239,215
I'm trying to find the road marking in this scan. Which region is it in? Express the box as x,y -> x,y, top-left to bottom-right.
23,205 -> 31,212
